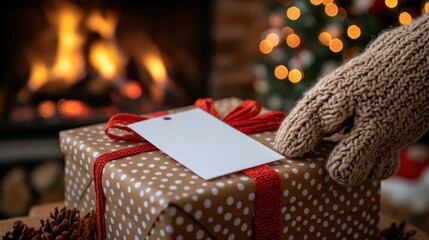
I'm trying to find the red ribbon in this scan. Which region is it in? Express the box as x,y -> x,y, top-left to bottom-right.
93,98 -> 286,240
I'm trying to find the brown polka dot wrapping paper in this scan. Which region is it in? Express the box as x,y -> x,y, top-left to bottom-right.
60,98 -> 380,240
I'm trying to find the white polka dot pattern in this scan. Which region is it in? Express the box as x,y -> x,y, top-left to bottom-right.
61,98 -> 380,239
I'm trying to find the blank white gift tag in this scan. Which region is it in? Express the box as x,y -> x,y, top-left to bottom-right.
128,108 -> 284,180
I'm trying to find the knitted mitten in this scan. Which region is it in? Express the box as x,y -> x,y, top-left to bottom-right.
274,13 -> 429,186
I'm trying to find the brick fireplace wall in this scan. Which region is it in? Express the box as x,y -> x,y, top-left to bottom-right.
209,0 -> 267,99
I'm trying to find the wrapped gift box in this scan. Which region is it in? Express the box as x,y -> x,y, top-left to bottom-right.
60,98 -> 380,239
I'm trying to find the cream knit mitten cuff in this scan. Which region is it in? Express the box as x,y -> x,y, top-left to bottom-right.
274,13 -> 429,186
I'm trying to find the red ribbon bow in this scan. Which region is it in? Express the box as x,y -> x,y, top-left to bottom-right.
93,98 -> 286,240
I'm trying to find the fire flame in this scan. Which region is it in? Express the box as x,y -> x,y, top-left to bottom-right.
87,10 -> 124,80
141,54 -> 168,88
90,41 -> 124,80
26,0 -> 171,111
28,61 -> 49,91
141,52 -> 169,103
86,10 -> 117,38
27,0 -> 84,90
50,0 -> 85,83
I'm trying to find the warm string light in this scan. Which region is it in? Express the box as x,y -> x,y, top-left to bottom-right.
318,30 -> 343,52
262,1 -> 369,86
259,32 -> 281,54
286,6 -> 301,20
325,3 -> 338,17
385,0 -> 398,8
384,0 -> 424,26
274,65 -> 289,80
262,0 -> 428,90
259,39 -> 273,54
318,32 -> 332,46
329,38 -> 343,52
322,0 -> 334,5
310,0 -> 323,5
266,33 -> 280,47
288,69 -> 303,83
286,34 -> 301,48
399,12 -> 412,25
347,25 -> 361,39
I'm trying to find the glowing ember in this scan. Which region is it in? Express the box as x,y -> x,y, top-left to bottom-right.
58,99 -> 90,118
38,100 -> 57,118
123,81 -> 142,99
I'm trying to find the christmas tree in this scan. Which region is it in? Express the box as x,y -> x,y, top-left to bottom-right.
255,0 -> 429,111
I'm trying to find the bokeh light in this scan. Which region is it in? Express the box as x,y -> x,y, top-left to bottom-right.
288,69 -> 303,83
38,101 -> 57,118
385,0 -> 398,8
266,33 -> 280,47
399,12 -> 412,25
329,38 -> 343,52
347,25 -> 361,39
274,65 -> 289,80
58,99 -> 90,118
310,0 -> 323,5
322,0 -> 334,5
287,7 -> 301,21
318,32 -> 332,46
123,81 -> 142,99
286,34 -> 301,48
281,26 -> 294,38
259,39 -> 274,54
325,3 -> 338,17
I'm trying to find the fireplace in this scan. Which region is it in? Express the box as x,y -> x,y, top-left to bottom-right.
0,0 -> 212,216
0,0 -> 211,139
0,0 -> 267,218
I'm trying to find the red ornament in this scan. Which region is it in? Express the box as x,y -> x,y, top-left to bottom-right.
395,147 -> 429,180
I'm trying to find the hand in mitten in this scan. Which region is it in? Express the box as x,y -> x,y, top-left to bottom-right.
274,13 -> 429,186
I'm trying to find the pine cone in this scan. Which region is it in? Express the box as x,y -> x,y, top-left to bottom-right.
2,207 -> 95,240
2,220 -> 41,240
378,221 -> 417,240
39,207 -> 95,240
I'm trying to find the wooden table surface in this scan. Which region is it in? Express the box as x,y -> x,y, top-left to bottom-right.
1,201 -> 428,238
